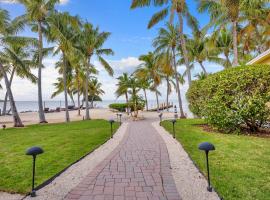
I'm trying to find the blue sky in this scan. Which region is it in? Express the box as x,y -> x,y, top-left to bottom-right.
0,0 -> 222,102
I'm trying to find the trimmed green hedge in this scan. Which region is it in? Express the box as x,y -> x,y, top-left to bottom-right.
187,64 -> 270,132
109,103 -> 127,112
109,103 -> 144,112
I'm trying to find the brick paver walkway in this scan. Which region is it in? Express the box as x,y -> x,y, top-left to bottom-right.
65,120 -> 180,200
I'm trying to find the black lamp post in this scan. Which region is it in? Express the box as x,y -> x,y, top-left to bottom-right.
116,113 -> 119,122
198,142 -> 215,192
26,146 -> 44,197
171,119 -> 176,138
119,113 -> 122,125
109,119 -> 115,138
159,113 -> 163,126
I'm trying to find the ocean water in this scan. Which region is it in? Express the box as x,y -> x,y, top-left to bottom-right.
0,99 -> 192,117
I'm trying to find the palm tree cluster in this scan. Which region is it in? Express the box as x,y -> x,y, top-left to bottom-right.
128,0 -> 269,117
0,0 -> 114,127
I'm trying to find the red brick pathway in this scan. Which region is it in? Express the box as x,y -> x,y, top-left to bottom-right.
65,120 -> 181,200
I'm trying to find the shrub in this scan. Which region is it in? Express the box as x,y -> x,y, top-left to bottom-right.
109,102 -> 145,112
109,103 -> 127,112
187,64 -> 270,132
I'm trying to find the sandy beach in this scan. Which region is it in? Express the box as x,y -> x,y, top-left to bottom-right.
0,108 -> 119,128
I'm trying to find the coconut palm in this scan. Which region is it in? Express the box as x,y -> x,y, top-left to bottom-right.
211,28 -> 233,68
47,12 -> 81,122
78,23 -> 114,120
157,52 -> 176,111
88,78 -> 105,108
0,9 -> 36,127
197,0 -> 237,65
131,0 -> 199,85
138,77 -> 150,111
1,36 -> 37,115
153,23 -> 185,118
134,52 -> 162,112
19,0 -> 60,123
115,73 -> 131,114
128,76 -> 142,118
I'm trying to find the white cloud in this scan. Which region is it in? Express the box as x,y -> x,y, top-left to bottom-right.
0,0 -> 69,5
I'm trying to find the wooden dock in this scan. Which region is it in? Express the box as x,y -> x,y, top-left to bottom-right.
148,102 -> 174,112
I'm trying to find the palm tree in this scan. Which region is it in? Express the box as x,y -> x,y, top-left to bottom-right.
210,28 -> 233,68
153,23 -> 185,118
128,76 -> 142,118
78,23 -> 114,120
138,78 -> 150,111
131,0 -> 199,85
48,11 -> 81,122
115,73 -> 131,114
1,36 -> 37,115
19,0 -> 60,123
195,72 -> 208,80
157,52 -> 175,111
135,52 -> 162,112
197,0 -> 241,66
88,78 -> 105,108
0,9 -> 36,127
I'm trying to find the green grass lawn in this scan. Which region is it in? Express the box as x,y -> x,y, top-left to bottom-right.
0,120 -> 119,194
162,119 -> 270,200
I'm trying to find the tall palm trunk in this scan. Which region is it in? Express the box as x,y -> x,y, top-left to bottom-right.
166,76 -> 170,111
37,20 -> 47,123
178,12 -> 191,85
125,92 -> 129,115
143,88 -> 149,111
155,89 -> 160,112
224,53 -> 231,68
0,63 -> 23,127
199,61 -> 207,75
172,47 -> 185,118
232,20 -> 239,66
76,70 -> 81,116
63,55 -> 70,122
85,57 -> 91,120
2,67 -> 15,115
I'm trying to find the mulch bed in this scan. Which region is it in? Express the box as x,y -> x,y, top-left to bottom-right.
197,124 -> 270,138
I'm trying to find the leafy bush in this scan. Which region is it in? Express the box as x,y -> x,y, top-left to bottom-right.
109,103 -> 127,112
109,102 -> 145,112
187,65 -> 270,132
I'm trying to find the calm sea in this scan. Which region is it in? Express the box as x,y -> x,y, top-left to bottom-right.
0,100 -> 192,117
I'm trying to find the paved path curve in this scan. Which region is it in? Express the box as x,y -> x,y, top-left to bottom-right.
65,119 -> 181,200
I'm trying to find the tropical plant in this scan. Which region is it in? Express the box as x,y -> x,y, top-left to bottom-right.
128,76 -> 144,118
0,9 -> 36,127
131,0 -> 199,86
78,23 -> 114,120
47,11 -> 81,122
134,52 -> 162,111
115,73 -> 131,113
153,23 -> 185,118
19,0 -> 60,123
88,78 -> 104,108
1,36 -> 37,115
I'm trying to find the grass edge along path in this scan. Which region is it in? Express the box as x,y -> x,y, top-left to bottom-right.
0,120 -> 119,194
162,119 -> 270,200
